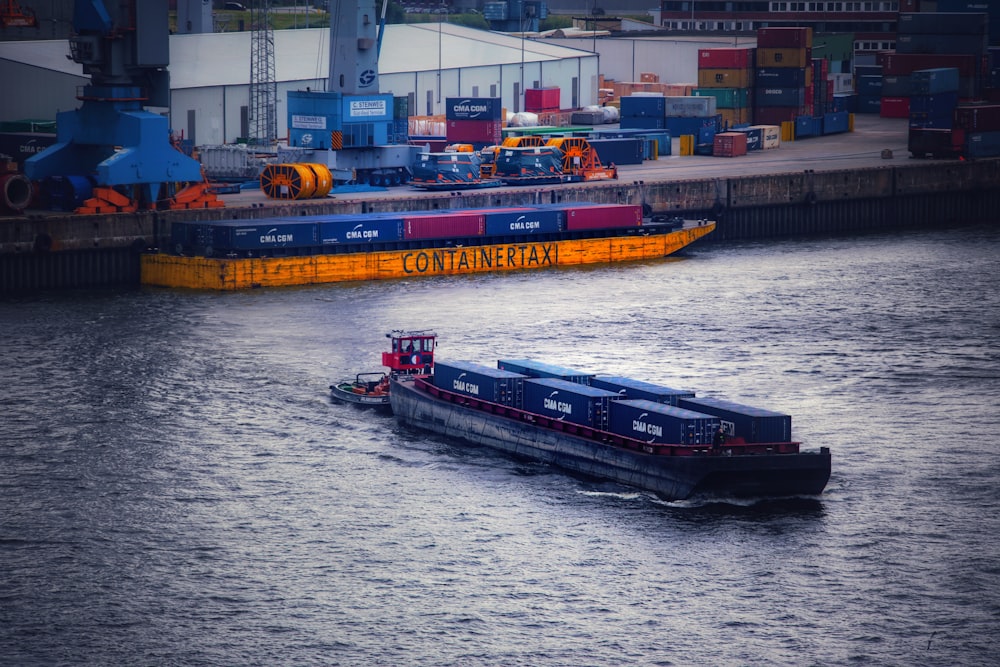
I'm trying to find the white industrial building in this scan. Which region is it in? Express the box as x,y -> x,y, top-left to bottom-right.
0,23 -> 598,146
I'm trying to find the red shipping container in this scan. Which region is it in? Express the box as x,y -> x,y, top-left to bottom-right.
525,87 -> 560,112
879,52 -> 977,78
564,204 -> 642,231
698,47 -> 755,69
753,107 -> 800,125
403,213 -> 485,240
757,27 -> 813,49
713,132 -> 748,157
880,96 -> 910,118
953,105 -> 1000,131
447,119 -> 502,144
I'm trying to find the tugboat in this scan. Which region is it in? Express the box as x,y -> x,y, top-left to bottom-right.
329,330 -> 437,410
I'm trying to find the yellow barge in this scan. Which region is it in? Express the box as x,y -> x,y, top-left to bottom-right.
141,203 -> 715,290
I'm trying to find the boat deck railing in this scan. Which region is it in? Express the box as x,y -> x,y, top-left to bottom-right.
411,376 -> 802,458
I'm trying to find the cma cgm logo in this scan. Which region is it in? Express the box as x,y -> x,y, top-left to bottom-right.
452,99 -> 490,118
359,69 -> 376,87
261,228 -> 293,244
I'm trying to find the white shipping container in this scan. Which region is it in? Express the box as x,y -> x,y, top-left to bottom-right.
750,125 -> 781,150
664,96 -> 717,118
830,73 -> 854,94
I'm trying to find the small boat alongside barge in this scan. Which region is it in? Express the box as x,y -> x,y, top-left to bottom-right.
329,330 -> 437,409
390,357 -> 831,501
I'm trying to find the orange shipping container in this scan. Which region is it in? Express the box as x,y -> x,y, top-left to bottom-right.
757,47 -> 811,69
697,68 -> 752,89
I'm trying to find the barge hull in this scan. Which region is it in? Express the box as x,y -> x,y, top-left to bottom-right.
390,376 -> 831,501
140,221 -> 715,290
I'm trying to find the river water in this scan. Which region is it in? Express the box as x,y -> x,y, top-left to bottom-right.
2,223 -> 998,666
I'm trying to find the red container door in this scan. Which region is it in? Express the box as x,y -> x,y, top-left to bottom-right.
564,204 -> 642,231
403,213 -> 486,239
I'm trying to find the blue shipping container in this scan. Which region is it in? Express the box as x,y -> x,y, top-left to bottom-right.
211,220 -> 319,251
445,97 -> 503,121
608,399 -> 719,446
832,93 -> 857,113
795,115 -> 822,138
822,111 -> 850,135
755,68 -> 809,87
677,396 -> 792,443
522,378 -> 619,429
589,376 -> 695,406
964,131 -> 1000,157
498,359 -> 593,384
620,95 -> 666,118
856,75 -> 883,97
666,115 -> 720,138
318,217 -> 404,244
483,209 -> 563,236
587,138 -> 645,165
909,92 -> 959,116
911,68 -> 960,95
433,360 -> 525,406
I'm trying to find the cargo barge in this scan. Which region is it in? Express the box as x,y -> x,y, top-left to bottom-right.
390,357 -> 832,501
140,202 -> 714,290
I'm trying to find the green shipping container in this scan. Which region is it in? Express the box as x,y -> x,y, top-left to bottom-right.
693,88 -> 751,109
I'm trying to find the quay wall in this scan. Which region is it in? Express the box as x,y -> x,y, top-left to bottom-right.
2,160 -> 999,292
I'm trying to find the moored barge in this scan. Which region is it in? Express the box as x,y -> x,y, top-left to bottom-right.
390,358 -> 831,501
140,202 -> 714,290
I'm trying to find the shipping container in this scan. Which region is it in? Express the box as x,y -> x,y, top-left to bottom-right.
757,48 -> 811,69
795,115 -> 823,138
693,87 -> 751,109
525,87 -> 560,112
403,212 -> 485,240
895,33 -> 989,56
483,208 -> 563,236
964,130 -> 1000,157
954,104 -> 1000,131
897,11 -> 989,35
755,87 -> 806,108
445,97 -> 503,121
590,375 -> 695,406
319,216 -> 404,245
608,399 -> 719,446
433,360 -> 525,406
698,47 -> 755,69
564,203 -> 643,230
752,125 -> 780,149
911,68 -> 960,95
908,127 -> 960,158
0,132 -> 57,169
881,75 -> 913,97
497,359 -> 593,384
755,67 -> 810,87
677,396 -> 792,443
620,95 -> 666,118
909,92 -> 959,116
832,93 -> 858,113
856,75 -> 883,96
203,219 -> 320,253
757,27 -> 813,48
586,138 -> 645,165
822,111 -> 851,135
446,119 -> 502,144
713,132 -> 748,156
857,96 -> 882,114
697,68 -> 752,89
664,96 -> 717,117
522,378 -> 620,429
753,107 -> 800,125
570,110 -> 606,125
879,52 -> 977,78
880,97 -> 911,119
718,108 -> 751,127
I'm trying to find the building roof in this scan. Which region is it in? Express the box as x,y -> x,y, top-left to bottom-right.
0,23 -> 595,89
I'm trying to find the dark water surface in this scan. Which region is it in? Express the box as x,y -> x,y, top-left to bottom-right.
2,224 -> 998,666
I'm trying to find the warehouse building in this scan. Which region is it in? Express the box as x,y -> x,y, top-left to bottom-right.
0,23 -> 598,146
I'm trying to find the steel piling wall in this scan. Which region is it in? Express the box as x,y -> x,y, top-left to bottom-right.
2,160 -> 999,292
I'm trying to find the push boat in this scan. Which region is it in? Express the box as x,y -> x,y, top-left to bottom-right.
141,202 -> 715,290
329,330 -> 437,409
389,354 -> 832,501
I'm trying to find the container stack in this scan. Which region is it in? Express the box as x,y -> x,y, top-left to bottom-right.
884,12 -> 989,119
754,27 -> 813,127
855,65 -> 883,114
445,97 -> 503,148
693,47 -> 755,129
664,97 -> 721,155
619,95 -> 667,130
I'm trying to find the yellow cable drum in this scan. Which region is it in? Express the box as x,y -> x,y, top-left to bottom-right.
260,163 -> 333,199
